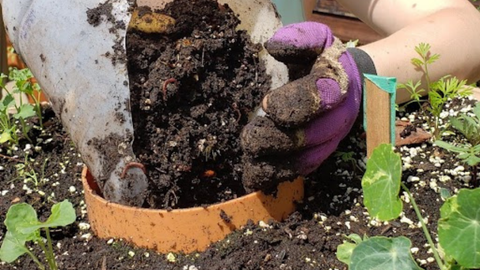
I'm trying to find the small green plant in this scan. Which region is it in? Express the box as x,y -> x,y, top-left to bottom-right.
435,102 -> 480,185
0,200 -> 76,270
398,43 -> 471,139
334,150 -> 363,174
0,68 -> 43,145
337,144 -> 480,270
14,153 -> 50,187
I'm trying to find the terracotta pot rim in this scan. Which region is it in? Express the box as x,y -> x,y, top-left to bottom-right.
81,166 -> 298,212
81,166 -> 304,253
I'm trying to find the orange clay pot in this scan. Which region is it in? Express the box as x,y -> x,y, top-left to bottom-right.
82,167 -> 304,253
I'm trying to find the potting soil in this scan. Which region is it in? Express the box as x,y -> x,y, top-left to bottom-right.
127,0 -> 273,208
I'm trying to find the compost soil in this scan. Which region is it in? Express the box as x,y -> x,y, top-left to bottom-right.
126,0 -> 274,209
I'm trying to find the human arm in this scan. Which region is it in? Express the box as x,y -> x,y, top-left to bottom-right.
337,0 -> 480,103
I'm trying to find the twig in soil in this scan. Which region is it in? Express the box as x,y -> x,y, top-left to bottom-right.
162,78 -> 178,101
232,102 -> 241,122
120,162 -> 147,178
101,256 -> 107,270
0,153 -> 23,163
380,224 -> 392,235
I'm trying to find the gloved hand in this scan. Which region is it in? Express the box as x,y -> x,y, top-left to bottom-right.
241,22 -> 376,191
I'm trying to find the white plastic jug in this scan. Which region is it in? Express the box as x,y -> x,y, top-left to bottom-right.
1,0 -> 288,206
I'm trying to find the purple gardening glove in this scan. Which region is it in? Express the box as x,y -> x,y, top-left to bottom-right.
241,22 -> 375,191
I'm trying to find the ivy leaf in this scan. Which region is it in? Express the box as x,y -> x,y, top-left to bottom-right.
350,236 -> 423,270
438,188 -> 480,268
362,144 -> 403,221
0,232 -> 29,263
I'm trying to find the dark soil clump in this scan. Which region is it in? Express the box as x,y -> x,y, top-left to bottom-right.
126,0 -> 271,208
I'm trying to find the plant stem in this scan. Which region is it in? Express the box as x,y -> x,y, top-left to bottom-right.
30,94 -> 43,128
25,249 -> 46,270
37,237 -> 56,270
401,183 -> 445,270
0,153 -> 22,162
45,228 -> 58,270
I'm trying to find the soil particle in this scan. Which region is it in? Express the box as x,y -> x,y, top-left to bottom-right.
86,0 -> 128,66
86,1 -> 115,27
220,209 -> 232,223
126,0 -> 271,208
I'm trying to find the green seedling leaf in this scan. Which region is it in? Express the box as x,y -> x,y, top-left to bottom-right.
473,102 -> 480,120
5,200 -> 76,241
336,234 -> 364,265
45,200 -> 77,227
0,231 -> 29,263
411,58 -> 423,68
362,144 -> 402,221
350,236 -> 423,270
440,188 -> 451,200
4,203 -> 40,240
438,188 -> 480,268
434,140 -> 467,154
426,54 -> 440,64
0,129 -> 13,144
0,94 -> 15,112
13,104 -> 36,120
337,242 -> 357,265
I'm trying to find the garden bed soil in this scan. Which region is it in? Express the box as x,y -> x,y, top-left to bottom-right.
126,0 -> 273,209
1,97 -> 477,270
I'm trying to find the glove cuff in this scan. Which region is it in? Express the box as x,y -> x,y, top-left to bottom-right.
346,47 -> 377,81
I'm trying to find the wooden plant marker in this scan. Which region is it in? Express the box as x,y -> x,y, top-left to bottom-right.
363,74 -> 397,158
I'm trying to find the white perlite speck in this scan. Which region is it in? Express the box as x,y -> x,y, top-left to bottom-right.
78,222 -> 91,231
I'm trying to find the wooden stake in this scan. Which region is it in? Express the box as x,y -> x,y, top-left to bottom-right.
364,76 -> 395,158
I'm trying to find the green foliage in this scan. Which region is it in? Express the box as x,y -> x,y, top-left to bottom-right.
438,188 -> 480,268
435,102 -> 480,167
362,144 -> 403,220
350,237 -> 422,270
13,153 -> 49,187
338,144 -> 480,270
0,200 -> 76,270
0,68 -> 43,145
397,43 -> 471,139
336,234 -> 364,265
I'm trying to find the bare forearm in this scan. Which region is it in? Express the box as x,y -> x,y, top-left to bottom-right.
338,0 -> 480,103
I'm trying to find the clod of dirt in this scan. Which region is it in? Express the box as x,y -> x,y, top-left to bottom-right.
127,0 -> 272,209
241,116 -> 301,157
241,157 -> 296,192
